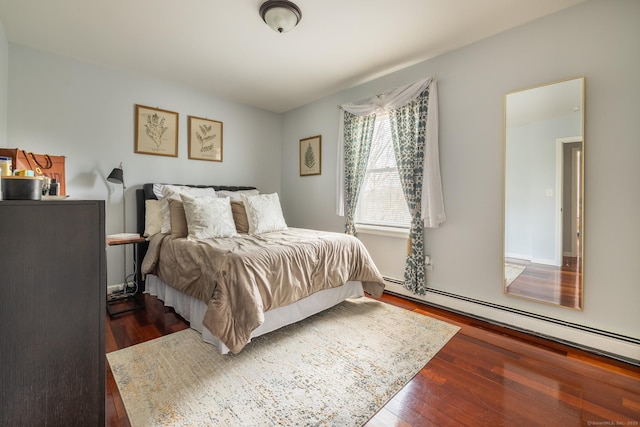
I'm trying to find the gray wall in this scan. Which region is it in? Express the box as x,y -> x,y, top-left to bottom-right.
0,19 -> 7,146
281,0 -> 640,351
6,45 -> 283,281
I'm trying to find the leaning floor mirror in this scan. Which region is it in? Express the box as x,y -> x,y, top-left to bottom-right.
503,77 -> 585,309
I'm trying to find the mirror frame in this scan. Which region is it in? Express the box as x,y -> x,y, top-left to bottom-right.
503,77 -> 585,310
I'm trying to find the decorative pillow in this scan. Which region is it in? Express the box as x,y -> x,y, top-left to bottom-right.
158,185 -> 187,234
143,200 -> 163,237
153,184 -> 219,199
217,189 -> 259,201
241,192 -> 288,235
230,200 -> 250,234
152,183 -> 165,199
157,185 -> 217,233
187,187 -> 219,198
158,197 -> 172,234
169,199 -> 188,239
180,194 -> 237,240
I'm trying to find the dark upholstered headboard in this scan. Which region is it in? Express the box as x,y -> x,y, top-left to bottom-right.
134,183 -> 257,289
135,183 -> 257,237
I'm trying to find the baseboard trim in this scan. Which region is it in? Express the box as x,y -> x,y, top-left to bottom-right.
383,277 -> 640,366
107,283 -> 125,295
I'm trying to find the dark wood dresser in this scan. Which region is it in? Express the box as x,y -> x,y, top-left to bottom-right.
0,200 -> 106,426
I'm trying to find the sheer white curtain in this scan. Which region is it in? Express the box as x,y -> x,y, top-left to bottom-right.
336,77 -> 446,228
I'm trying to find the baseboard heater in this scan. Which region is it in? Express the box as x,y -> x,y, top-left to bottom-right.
382,276 -> 640,367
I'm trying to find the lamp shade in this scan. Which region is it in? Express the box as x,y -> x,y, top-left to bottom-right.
260,0 -> 302,33
107,166 -> 124,185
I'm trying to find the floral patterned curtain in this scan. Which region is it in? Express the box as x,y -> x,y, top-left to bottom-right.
342,111 -> 376,235
388,89 -> 429,294
338,77 -> 444,294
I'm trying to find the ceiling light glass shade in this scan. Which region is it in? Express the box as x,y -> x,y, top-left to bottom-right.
260,0 -> 302,33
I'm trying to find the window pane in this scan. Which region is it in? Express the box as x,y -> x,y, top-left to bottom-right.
368,117 -> 396,170
356,115 -> 411,228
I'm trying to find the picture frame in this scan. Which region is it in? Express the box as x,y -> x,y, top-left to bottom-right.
300,135 -> 321,176
134,104 -> 179,157
188,116 -> 223,162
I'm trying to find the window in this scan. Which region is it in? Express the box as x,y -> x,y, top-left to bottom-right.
355,113 -> 411,229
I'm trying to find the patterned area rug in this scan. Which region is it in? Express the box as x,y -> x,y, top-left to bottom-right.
505,263 -> 526,287
107,298 -> 459,427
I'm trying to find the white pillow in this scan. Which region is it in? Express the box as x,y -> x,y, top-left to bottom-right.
158,197 -> 172,234
217,189 -> 259,201
152,183 -> 165,199
154,184 -> 219,199
188,187 -> 220,198
157,185 -> 218,233
241,192 -> 288,235
143,199 -> 163,237
180,194 -> 237,240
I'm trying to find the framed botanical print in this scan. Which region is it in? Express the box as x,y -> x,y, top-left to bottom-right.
134,104 -> 179,157
300,135 -> 321,176
188,116 -> 223,162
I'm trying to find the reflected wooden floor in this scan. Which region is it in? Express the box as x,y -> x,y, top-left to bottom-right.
505,256 -> 582,308
106,293 -> 639,427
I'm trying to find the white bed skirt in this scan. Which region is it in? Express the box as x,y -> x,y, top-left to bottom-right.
144,274 -> 365,354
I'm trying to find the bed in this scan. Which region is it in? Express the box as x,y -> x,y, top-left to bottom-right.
135,183 -> 385,354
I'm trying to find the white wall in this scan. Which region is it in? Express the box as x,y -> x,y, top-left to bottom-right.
7,45 -> 283,282
281,0 -> 640,360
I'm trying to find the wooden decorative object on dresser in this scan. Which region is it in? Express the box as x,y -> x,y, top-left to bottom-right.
0,200 -> 106,426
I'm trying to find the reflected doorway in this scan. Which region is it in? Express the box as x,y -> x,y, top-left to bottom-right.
505,137 -> 582,309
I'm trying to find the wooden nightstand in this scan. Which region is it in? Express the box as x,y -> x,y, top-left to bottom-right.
106,235 -> 146,316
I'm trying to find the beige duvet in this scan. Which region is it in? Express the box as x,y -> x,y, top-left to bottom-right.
141,228 -> 385,353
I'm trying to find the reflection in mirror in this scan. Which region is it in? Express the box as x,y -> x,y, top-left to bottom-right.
503,77 -> 584,309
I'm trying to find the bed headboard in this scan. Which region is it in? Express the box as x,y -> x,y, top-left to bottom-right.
134,183 -> 257,289
135,183 -> 257,237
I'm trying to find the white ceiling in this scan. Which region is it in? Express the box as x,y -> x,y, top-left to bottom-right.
0,0 -> 587,113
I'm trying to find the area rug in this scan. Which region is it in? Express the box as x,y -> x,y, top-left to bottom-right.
505,263 -> 526,287
107,297 -> 459,427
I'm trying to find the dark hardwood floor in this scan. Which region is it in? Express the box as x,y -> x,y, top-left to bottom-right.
106,293 -> 640,426
505,256 -> 582,309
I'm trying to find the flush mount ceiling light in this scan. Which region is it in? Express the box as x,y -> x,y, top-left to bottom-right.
259,0 -> 302,33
